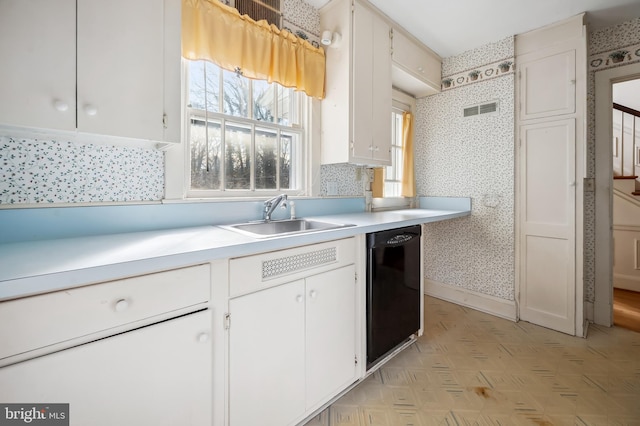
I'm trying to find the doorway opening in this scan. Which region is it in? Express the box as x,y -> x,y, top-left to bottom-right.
594,63 -> 640,328
611,79 -> 640,332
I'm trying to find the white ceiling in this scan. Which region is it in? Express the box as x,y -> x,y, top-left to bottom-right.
306,0 -> 640,58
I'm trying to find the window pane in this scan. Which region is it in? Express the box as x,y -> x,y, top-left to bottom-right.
277,87 -> 297,126
280,132 -> 298,190
255,128 -> 278,189
190,117 -> 221,190
225,122 -> 252,189
223,69 -> 250,118
188,61 -> 219,113
253,80 -> 275,122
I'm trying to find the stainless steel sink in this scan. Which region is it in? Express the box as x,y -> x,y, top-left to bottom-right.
222,219 -> 355,238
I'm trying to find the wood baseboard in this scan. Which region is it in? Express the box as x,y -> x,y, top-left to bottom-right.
424,279 -> 517,321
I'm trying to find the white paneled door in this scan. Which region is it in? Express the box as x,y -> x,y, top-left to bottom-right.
519,119 -> 576,334
517,34 -> 583,335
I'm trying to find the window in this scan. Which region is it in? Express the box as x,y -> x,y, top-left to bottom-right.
384,110 -> 405,197
371,94 -> 414,210
186,60 -> 306,196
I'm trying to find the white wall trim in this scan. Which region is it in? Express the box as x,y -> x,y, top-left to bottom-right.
425,279 -> 517,321
614,273 -> 640,292
614,188 -> 640,209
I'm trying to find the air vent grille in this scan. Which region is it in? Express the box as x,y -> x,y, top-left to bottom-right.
463,101 -> 498,118
233,0 -> 282,28
463,106 -> 479,117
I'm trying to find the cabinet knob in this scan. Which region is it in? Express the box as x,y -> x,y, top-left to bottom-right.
84,105 -> 98,116
114,299 -> 129,312
296,295 -> 303,303
309,290 -> 317,299
197,332 -> 209,343
53,100 -> 69,112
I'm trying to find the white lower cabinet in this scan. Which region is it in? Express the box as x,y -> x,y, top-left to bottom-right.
0,310 -> 212,426
229,265 -> 357,426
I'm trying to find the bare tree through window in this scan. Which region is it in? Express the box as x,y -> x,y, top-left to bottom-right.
186,60 -> 302,193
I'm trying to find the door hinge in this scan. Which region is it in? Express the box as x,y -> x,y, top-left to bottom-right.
355,355 -> 358,365
224,313 -> 231,330
354,272 -> 358,283
162,113 -> 168,129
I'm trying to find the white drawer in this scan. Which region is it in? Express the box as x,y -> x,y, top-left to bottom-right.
229,238 -> 356,297
0,264 -> 210,360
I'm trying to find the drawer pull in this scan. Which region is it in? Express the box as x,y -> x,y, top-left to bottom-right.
114,299 -> 129,312
197,332 -> 209,343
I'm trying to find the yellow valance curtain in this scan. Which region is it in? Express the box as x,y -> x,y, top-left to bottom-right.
401,111 -> 416,197
181,0 -> 326,99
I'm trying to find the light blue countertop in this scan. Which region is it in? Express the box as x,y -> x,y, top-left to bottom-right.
0,207 -> 470,301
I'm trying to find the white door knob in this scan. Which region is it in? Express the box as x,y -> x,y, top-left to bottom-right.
309,290 -> 317,299
197,332 -> 209,343
53,100 -> 69,112
114,299 -> 129,312
84,105 -> 98,116
296,295 -> 303,303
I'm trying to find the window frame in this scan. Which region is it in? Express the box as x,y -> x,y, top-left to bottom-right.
182,60 -> 310,199
371,90 -> 416,211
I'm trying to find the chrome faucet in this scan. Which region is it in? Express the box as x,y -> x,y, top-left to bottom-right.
263,194 -> 288,221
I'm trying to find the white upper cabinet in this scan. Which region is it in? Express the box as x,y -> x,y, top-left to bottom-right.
391,29 -> 441,98
321,0 -> 392,166
0,0 -> 181,144
0,0 -> 77,131
518,48 -> 576,121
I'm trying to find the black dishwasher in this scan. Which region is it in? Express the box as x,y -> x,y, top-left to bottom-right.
366,225 -> 421,369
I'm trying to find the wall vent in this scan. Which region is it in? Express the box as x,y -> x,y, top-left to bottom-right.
463,101 -> 499,118
230,0 -> 282,28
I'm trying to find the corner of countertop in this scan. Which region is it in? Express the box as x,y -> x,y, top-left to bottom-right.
418,196 -> 471,212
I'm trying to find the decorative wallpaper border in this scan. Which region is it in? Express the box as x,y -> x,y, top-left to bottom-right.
589,42 -> 640,71
282,20 -> 321,48
441,57 -> 515,91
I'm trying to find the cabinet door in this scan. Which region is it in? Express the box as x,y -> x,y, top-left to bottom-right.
392,30 -> 440,89
0,310 -> 212,426
371,14 -> 392,165
351,1 -> 375,161
229,280 -> 306,426
351,2 -> 391,165
0,0 -> 76,131
305,265 -> 357,409
77,0 -> 165,141
519,48 -> 576,121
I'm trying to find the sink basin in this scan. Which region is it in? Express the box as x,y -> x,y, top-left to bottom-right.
222,219 -> 355,238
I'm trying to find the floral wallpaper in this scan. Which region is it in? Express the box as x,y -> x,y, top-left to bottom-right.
319,164 -> 364,197
416,37 -> 515,301
283,0 -> 321,47
0,137 -> 164,204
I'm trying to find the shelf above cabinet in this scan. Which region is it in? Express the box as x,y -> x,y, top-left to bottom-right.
391,29 -> 441,98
